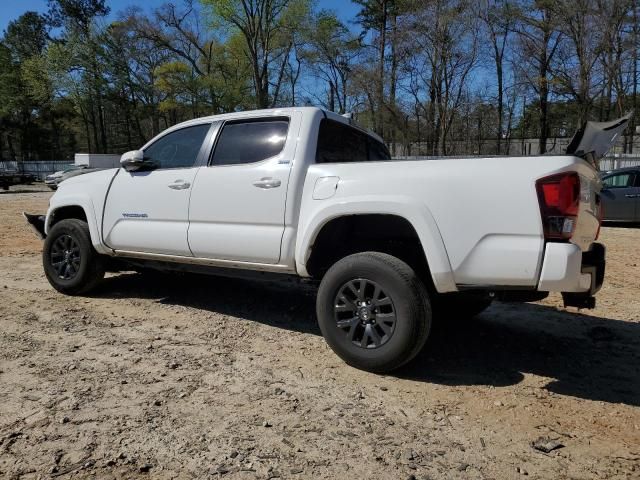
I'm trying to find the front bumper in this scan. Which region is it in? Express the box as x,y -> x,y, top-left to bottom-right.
23,212 -> 47,240
537,242 -> 605,308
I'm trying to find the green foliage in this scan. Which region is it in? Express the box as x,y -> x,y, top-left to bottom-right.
47,0 -> 110,30
201,0 -> 312,108
0,44 -> 21,118
3,12 -> 49,62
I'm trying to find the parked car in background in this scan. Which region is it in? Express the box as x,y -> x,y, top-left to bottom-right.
0,165 -> 35,190
45,164 -> 101,190
600,167 -> 640,223
45,164 -> 78,190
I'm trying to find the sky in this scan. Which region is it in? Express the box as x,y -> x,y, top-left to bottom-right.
0,0 -> 361,33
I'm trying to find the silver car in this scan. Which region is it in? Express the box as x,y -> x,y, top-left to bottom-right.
45,164 -> 80,190
600,167 -> 640,222
45,165 -> 100,190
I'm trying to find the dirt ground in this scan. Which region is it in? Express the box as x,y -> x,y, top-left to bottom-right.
0,186 -> 638,480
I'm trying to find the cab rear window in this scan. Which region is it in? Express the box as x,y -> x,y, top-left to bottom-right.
316,119 -> 391,163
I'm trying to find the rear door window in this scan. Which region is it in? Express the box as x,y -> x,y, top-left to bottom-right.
602,173 -> 635,188
316,119 -> 391,163
210,118 -> 289,166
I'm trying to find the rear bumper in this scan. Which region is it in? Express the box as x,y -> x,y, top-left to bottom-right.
537,242 -> 605,294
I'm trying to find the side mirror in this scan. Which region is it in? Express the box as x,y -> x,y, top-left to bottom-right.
120,150 -> 156,172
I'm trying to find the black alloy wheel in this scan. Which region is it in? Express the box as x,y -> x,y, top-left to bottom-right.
333,278 -> 397,349
49,234 -> 82,280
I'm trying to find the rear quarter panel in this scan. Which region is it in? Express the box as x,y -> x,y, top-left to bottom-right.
296,155 -> 598,291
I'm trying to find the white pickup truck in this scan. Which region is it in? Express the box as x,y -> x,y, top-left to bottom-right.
26,107 -> 624,372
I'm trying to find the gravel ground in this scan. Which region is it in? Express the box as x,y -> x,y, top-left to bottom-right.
0,186 -> 639,479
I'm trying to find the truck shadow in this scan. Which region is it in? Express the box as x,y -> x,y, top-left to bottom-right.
401,301 -> 640,406
96,272 -> 640,407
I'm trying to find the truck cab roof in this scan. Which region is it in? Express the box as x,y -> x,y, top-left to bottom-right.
164,107 -> 385,145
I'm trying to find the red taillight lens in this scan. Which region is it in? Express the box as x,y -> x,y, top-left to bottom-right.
536,172 -> 580,240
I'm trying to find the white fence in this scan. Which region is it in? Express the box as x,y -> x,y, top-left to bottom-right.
0,160 -> 71,180
599,156 -> 640,171
393,155 -> 640,172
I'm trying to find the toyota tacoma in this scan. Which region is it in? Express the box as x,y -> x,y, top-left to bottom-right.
25,107 -> 623,372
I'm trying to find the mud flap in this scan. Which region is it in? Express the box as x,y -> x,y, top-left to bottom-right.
23,212 -> 46,240
561,243 -> 605,309
562,292 -> 596,309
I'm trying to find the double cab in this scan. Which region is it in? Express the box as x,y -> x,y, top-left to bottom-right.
26,107 -> 620,372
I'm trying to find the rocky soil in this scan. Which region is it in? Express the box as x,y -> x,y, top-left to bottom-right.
0,186 -> 638,479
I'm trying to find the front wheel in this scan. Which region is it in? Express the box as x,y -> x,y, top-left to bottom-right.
316,252 -> 431,373
43,219 -> 105,295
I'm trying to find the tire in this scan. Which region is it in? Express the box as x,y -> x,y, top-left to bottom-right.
43,218 -> 105,295
431,292 -> 493,322
316,252 -> 431,373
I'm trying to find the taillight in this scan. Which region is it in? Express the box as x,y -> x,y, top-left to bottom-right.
536,172 -> 580,240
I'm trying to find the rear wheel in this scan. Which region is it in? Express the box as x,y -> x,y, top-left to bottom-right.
43,219 -> 105,295
316,252 -> 431,373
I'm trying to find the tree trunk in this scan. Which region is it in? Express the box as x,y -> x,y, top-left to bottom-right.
538,42 -> 549,155
631,4 -> 638,153
389,9 -> 398,155
495,52 -> 503,154
329,82 -> 335,112
376,0 -> 387,137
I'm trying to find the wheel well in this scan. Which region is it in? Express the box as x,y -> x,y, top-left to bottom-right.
50,206 -> 87,227
306,214 -> 432,286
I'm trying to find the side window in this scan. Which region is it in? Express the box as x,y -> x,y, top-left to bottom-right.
316,119 -> 367,163
316,119 -> 391,163
602,173 -> 635,189
211,118 -> 289,166
144,124 -> 210,169
368,137 -> 391,161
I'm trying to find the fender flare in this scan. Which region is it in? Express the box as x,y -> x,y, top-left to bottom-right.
295,196 -> 457,293
46,194 -> 111,255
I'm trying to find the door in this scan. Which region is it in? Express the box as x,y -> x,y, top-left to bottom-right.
188,114 -> 299,264
600,171 -> 638,222
103,122 -> 213,255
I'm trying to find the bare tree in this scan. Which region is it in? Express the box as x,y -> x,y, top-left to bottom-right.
478,0 -> 513,154
553,0 -> 605,126
409,0 -> 480,155
513,1 -> 563,154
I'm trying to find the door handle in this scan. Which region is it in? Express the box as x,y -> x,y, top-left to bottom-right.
168,180 -> 191,190
624,194 -> 637,198
253,177 -> 281,189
